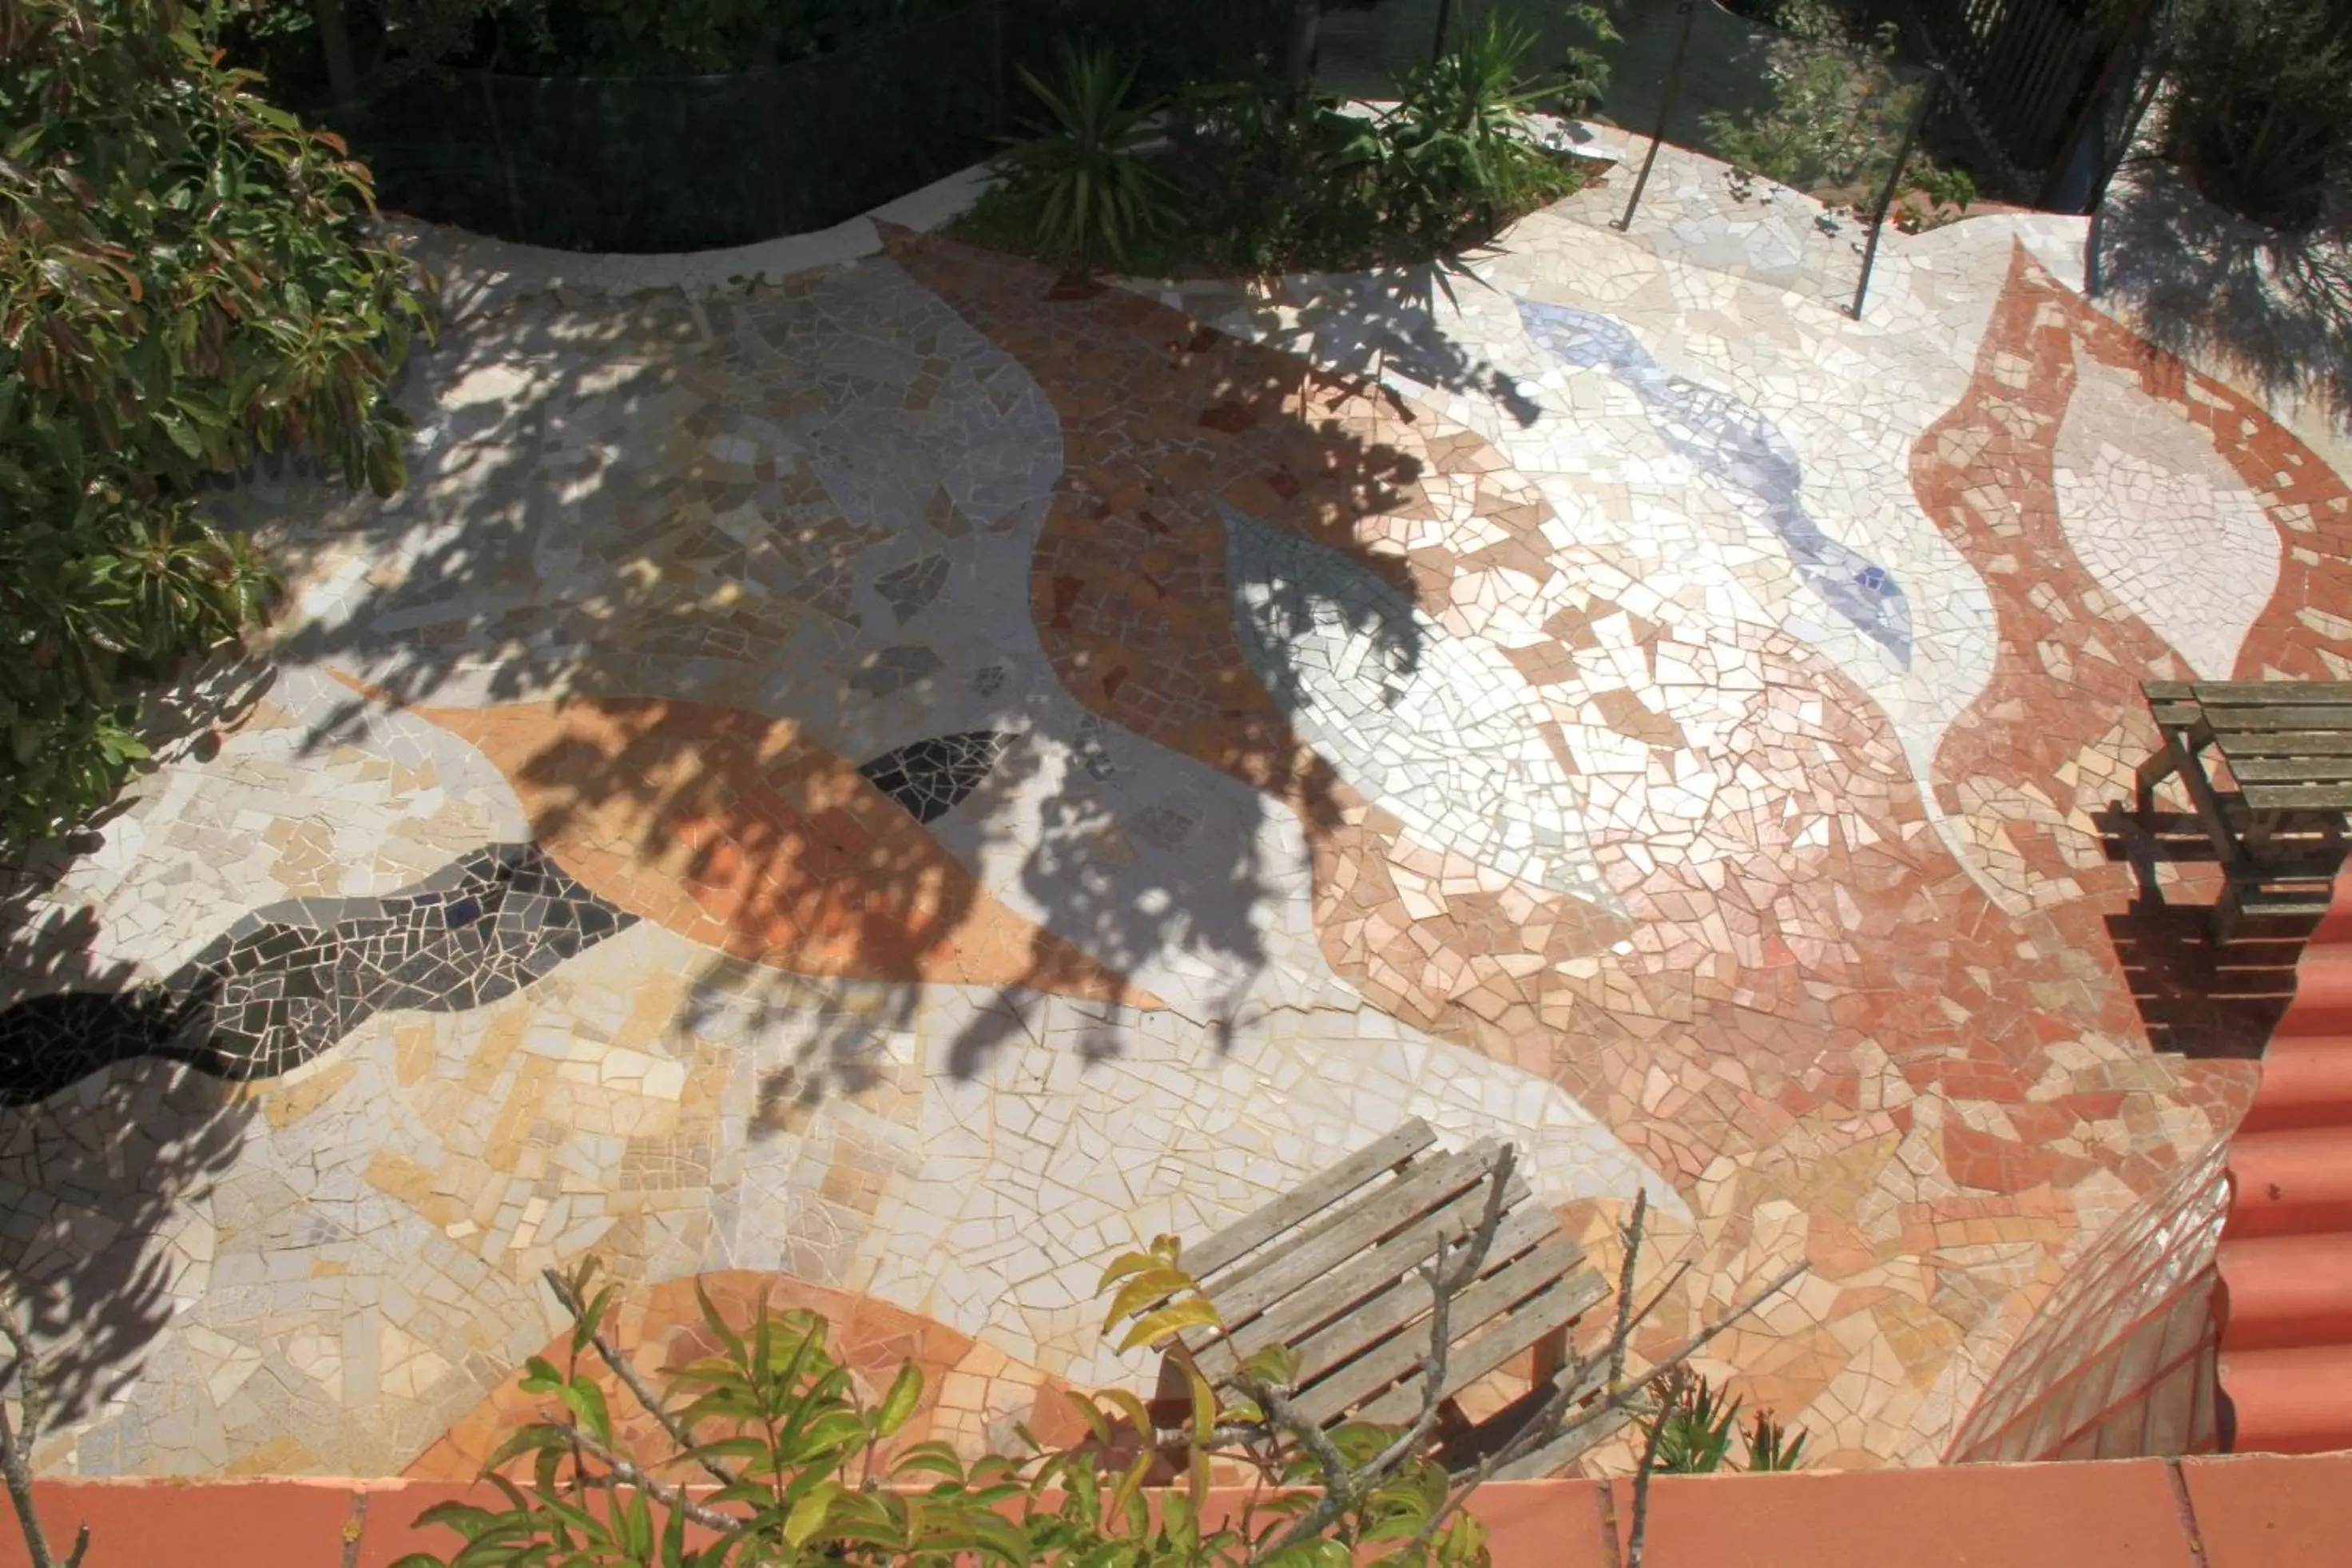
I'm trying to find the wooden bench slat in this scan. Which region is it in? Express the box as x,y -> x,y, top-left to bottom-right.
1201,1165 -> 1444,1308
2208,730 -> 2352,759
1223,1197 -> 1555,1364
2225,758 -> 2352,782
1192,1185 -> 1547,1383
1345,1270 -> 1609,1427
2192,681 -> 2352,705
1290,1247 -> 1603,1427
1185,1120 -> 1437,1282
2199,705 -> 2352,732
2240,782 -> 2352,812
1484,1397 -> 1623,1481
1202,1141 -> 1512,1325
2140,681 -> 2198,701
1270,1211 -> 1569,1384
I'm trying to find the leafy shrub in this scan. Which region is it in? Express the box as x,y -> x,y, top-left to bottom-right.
375,1189 -> 1805,1568
2160,0 -> 2352,230
1702,19 -> 1921,199
1638,1370 -> 1808,1475
1159,75 -> 1389,274
1554,2 -> 1620,119
1382,17 -> 1571,246
384,1251 -> 1500,1568
1,0 -> 431,852
988,46 -> 1178,278
972,19 -> 1589,279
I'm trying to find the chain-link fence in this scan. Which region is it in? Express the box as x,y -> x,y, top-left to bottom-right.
326,0 -> 1284,254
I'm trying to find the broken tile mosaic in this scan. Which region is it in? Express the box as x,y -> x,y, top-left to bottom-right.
0,843 -> 630,1106
857,731 -> 1014,824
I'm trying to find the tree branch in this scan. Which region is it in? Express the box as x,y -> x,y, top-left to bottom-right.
0,1309 -> 89,1568
542,1267 -> 736,1487
550,1420 -> 741,1535
1402,1256 -> 1811,1556
1623,1372 -> 1676,1568
1607,1190 -> 1648,1389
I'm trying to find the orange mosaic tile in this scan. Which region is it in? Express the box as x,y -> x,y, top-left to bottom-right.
408,693 -> 1159,1006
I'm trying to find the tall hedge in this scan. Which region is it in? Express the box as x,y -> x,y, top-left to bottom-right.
0,0 -> 431,852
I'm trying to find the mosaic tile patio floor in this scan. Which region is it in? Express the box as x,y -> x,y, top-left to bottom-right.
4,147 -> 2349,1477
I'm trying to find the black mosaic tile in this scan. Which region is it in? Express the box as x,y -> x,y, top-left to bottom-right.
856,731 -> 1013,824
0,843 -> 634,1107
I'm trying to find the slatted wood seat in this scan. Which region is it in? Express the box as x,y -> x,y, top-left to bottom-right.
2134,681 -> 2352,939
1158,1119 -> 1616,1480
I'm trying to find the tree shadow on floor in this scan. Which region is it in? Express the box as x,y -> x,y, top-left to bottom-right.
201,224 -> 1448,1105
0,1067 -> 253,1451
2092,159 -> 2351,439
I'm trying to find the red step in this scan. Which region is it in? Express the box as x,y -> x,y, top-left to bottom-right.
2216,1232 -> 2352,1349
2271,942 -> 2352,1038
2235,1032 -> 2352,1133
2224,1125 -> 2352,1239
2217,1342 -> 2352,1452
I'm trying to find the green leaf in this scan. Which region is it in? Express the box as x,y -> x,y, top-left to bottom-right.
154,411 -> 204,460
1115,1297 -> 1222,1353
556,1378 -> 613,1445
876,1360 -> 923,1438
782,1479 -> 840,1547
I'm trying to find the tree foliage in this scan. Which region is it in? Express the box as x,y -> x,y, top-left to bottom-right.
2160,0 -> 2351,231
0,0 -> 431,852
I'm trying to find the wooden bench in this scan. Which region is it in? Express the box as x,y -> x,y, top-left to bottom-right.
1158,1119 -> 1618,1480
2134,681 -> 2352,939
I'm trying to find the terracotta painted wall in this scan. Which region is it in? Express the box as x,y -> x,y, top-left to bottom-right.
6,1455 -> 2351,1568
1946,1142 -> 2229,1462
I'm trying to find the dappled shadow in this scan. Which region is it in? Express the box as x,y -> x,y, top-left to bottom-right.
1202,264 -> 1550,428
2093,159 -> 2352,437
0,1062 -> 253,1444
185,220 -> 1461,1101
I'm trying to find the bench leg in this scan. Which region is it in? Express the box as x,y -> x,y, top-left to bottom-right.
2214,877 -> 2248,947
1531,1324 -> 1569,1391
2134,748 -> 2179,821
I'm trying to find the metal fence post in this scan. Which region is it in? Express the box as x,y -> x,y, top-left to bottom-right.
1849,66 -> 1941,321
1617,0 -> 1698,233
992,0 -> 1009,136
478,71 -> 528,246
1431,0 -> 1454,64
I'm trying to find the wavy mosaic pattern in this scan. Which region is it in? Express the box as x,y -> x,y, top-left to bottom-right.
1516,300 -> 1913,665
1911,244 -> 2352,913
410,695 -> 1159,1006
0,843 -> 630,1106
1222,500 -> 1615,906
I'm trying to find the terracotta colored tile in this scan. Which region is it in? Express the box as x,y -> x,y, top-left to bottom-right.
2183,1453 -> 2352,1568
0,1479 -> 361,1568
1605,1459 -> 2196,1568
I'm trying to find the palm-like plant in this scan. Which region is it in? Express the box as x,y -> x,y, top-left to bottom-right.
997,46 -> 1175,278
1384,16 -> 1559,241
